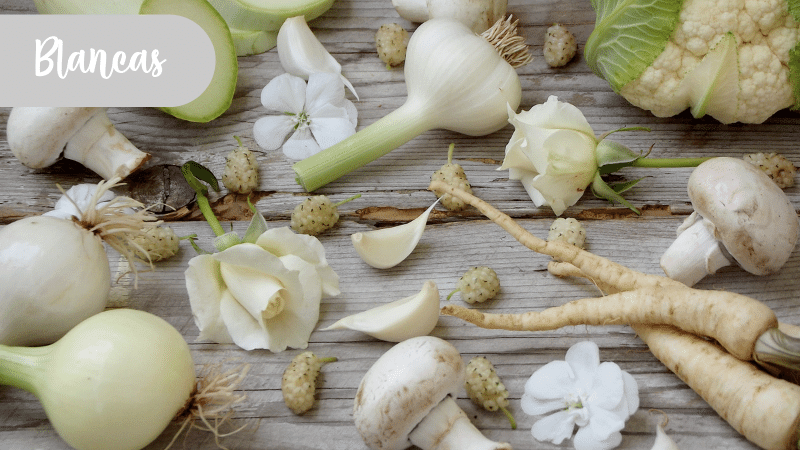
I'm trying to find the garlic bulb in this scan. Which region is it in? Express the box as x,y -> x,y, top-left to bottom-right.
323,280 -> 440,341
293,17 -> 530,192
277,15 -> 358,99
351,200 -> 438,269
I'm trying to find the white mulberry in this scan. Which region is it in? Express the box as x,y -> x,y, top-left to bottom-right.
431,143 -> 473,211
222,136 -> 259,194
375,23 -> 409,68
548,217 -> 586,248
448,266 -> 500,304
129,226 -> 180,261
290,194 -> 360,236
543,23 -> 577,68
465,356 -> 516,428
743,152 -> 797,188
281,352 -> 337,415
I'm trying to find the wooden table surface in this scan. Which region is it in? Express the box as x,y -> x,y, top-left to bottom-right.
2,1 -> 800,449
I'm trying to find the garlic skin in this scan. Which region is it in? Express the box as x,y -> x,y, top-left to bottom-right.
323,280 -> 440,342
392,0 -> 508,33
351,200 -> 438,269
651,424 -> 681,450
277,15 -> 358,99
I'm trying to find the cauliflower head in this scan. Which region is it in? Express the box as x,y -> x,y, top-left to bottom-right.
586,0 -> 800,124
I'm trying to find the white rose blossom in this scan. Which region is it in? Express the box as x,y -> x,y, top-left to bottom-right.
521,340 -> 639,450
499,95 -> 598,216
253,72 -> 358,160
500,95 -> 710,215
185,227 -> 340,352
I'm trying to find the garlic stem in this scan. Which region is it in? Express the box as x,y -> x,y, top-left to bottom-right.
293,101 -> 430,191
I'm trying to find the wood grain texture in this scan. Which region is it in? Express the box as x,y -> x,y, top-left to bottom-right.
1,0 -> 800,449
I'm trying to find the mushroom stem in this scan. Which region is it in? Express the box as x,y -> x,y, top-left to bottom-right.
62,109 -> 150,180
408,396 -> 512,450
660,213 -> 732,286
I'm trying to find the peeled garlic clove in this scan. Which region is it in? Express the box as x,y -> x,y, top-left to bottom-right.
323,280 -> 440,342
651,423 -> 680,450
351,200 -> 438,269
277,15 -> 358,99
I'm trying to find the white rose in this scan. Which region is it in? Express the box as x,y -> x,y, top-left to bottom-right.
185,227 -> 339,352
500,95 -> 598,216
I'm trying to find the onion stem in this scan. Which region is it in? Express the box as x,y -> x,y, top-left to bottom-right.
0,345 -> 47,394
293,101 -> 432,192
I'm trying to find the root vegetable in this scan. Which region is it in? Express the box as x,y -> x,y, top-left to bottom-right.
428,179 -> 800,449
441,286 -> 777,361
633,324 -> 800,450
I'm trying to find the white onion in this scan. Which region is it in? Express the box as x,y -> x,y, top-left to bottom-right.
0,309 -> 196,450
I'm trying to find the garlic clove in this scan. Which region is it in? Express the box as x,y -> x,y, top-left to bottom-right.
323,280 -> 440,342
651,423 -> 681,450
277,15 -> 358,99
351,200 -> 438,269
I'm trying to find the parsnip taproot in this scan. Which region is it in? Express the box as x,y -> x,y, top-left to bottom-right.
441,285 -> 776,360
428,179 -> 800,450
632,324 -> 800,450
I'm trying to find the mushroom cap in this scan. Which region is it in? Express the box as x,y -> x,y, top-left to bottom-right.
688,157 -> 799,276
6,107 -> 99,169
353,336 -> 465,450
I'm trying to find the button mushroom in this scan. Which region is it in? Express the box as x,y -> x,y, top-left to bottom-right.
660,157 -> 799,286
353,335 -> 512,450
6,107 -> 150,180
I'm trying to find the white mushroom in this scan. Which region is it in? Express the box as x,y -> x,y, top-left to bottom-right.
6,107 -> 150,180
353,336 -> 512,450
391,0 -> 507,33
660,157 -> 799,286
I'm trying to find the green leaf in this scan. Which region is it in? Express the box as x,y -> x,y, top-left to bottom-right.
182,161 -> 220,195
790,32 -> 800,110
684,32 -> 739,123
590,172 -> 641,214
242,211 -> 269,244
213,231 -> 242,252
585,0 -> 683,92
596,140 -> 641,173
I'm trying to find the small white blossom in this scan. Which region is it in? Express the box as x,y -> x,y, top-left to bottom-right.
253,72 -> 357,161
521,341 -> 639,450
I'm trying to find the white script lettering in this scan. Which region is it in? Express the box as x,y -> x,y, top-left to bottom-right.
34,36 -> 166,79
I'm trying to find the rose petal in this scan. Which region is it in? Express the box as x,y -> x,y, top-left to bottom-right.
531,410 -> 576,445
218,262 -> 287,321
253,115 -> 295,151
282,128 -> 322,160
261,73 -> 306,113
219,289 -> 268,350
255,227 -> 340,297
185,255 -> 234,344
517,95 -> 594,135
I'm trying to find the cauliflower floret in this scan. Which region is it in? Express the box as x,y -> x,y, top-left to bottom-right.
619,0 -> 799,124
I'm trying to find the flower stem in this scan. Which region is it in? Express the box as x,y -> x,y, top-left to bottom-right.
293,102 -> 433,192
196,193 -> 226,237
630,157 -> 712,168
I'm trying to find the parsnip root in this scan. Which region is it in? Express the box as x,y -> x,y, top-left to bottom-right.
441,285 -> 777,360
633,324 -> 800,450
